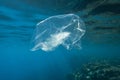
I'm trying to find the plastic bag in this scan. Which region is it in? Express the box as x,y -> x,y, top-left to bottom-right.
30,14 -> 85,51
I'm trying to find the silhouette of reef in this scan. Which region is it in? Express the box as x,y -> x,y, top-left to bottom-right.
67,60 -> 120,80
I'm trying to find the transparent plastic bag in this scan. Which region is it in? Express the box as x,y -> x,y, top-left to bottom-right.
30,14 -> 85,51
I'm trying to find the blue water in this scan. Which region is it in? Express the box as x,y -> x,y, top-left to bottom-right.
0,0 -> 120,80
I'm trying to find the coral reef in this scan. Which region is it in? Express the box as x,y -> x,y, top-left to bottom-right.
67,60 -> 120,80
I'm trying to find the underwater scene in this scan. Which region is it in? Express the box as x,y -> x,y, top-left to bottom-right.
0,0 -> 120,80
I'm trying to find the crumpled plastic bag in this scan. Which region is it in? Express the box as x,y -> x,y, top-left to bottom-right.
30,14 -> 85,51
